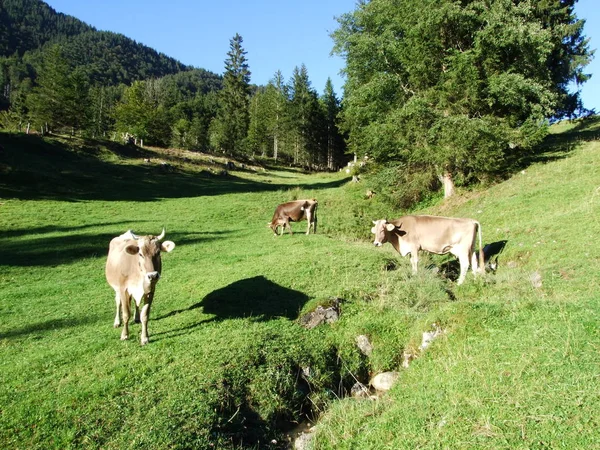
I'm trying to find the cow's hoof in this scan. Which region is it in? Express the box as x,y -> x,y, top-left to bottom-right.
141,338 -> 149,345
113,321 -> 121,328
120,334 -> 129,341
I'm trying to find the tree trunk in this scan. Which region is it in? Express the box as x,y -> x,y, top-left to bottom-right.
440,172 -> 455,198
273,134 -> 278,161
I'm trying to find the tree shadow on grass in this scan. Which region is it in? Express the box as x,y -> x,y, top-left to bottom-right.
0,316 -> 100,340
0,133 -> 350,201
2,228 -> 232,268
512,116 -> 600,170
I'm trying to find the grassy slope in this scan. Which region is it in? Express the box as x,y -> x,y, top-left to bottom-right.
0,120 -> 599,449
314,119 -> 600,448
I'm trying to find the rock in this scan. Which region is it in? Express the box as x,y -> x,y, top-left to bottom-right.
419,323 -> 444,351
530,271 -> 542,288
370,371 -> 400,392
294,427 -> 316,450
299,299 -> 341,329
350,382 -> 370,399
401,351 -> 416,368
355,335 -> 373,356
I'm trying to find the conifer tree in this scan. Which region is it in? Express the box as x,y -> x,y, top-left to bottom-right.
321,78 -> 345,170
333,0 -> 592,197
212,33 -> 251,155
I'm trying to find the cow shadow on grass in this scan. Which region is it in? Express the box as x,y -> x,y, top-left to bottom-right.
201,276 -> 309,321
156,276 -> 309,323
429,240 -> 509,283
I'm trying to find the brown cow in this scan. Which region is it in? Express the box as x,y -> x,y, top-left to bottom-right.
105,229 -> 175,345
371,215 -> 483,284
268,199 -> 318,235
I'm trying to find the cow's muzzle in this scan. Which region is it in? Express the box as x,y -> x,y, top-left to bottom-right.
373,242 -> 382,247
146,271 -> 160,282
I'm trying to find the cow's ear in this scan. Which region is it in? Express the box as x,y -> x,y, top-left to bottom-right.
370,227 -> 376,234
372,220 -> 378,225
161,241 -> 176,253
385,223 -> 396,232
125,244 -> 139,255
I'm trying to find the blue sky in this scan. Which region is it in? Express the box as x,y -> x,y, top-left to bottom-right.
44,0 -> 599,112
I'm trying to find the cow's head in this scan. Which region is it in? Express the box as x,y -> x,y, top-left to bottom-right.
371,220 -> 400,246
124,229 -> 176,292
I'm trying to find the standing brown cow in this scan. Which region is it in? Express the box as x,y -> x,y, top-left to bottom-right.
268,199 -> 318,235
371,215 -> 484,284
105,229 -> 175,345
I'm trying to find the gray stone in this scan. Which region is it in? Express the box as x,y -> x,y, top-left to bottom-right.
355,335 -> 373,356
370,371 -> 400,392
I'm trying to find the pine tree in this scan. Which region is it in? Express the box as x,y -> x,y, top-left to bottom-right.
212,33 -> 251,156
288,64 -> 322,166
26,45 -> 71,132
321,78 -> 345,170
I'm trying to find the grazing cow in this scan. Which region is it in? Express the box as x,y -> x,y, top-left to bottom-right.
105,229 -> 175,345
371,215 -> 484,284
268,199 -> 318,235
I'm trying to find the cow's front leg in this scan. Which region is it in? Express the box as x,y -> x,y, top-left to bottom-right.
139,295 -> 153,345
409,253 -> 419,274
113,292 -> 121,328
305,212 -> 312,235
134,300 -> 141,324
120,289 -> 131,340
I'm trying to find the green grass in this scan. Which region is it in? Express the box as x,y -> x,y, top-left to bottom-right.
1,119 -> 599,449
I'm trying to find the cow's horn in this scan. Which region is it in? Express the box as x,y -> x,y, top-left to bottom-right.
157,228 -> 166,240
130,230 -> 139,240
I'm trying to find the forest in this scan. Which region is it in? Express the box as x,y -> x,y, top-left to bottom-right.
0,0 -> 593,198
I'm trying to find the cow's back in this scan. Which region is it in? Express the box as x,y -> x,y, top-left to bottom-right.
395,215 -> 477,252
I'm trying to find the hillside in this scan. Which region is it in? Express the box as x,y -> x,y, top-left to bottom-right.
0,118 -> 599,448
0,0 -> 198,87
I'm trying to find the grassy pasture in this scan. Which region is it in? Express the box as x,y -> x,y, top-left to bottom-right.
1,119 -> 600,449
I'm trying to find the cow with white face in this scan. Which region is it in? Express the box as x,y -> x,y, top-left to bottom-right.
371,215 -> 484,285
105,229 -> 175,345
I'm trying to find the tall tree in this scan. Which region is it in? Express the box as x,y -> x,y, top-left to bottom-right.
333,0 -> 592,197
288,64 -> 322,166
114,80 -> 152,144
26,44 -> 88,133
212,33 -> 251,155
320,78 -> 345,170
268,70 -> 289,161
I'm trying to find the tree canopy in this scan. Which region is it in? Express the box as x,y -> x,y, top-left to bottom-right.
333,0 -> 592,196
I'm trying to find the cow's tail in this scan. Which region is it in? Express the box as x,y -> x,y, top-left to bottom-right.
476,221 -> 484,274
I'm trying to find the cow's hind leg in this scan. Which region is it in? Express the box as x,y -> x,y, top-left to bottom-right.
120,289 -> 131,340
113,291 -> 121,328
471,250 -> 479,277
456,253 -> 470,285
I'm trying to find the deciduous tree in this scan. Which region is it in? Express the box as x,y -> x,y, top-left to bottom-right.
333,0 -> 592,197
